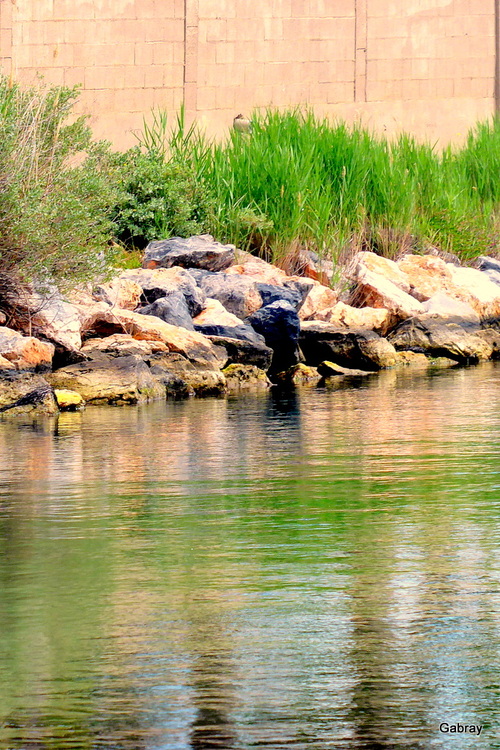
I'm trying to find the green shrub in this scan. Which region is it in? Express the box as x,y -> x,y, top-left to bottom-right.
0,77 -> 119,289
112,148 -> 214,249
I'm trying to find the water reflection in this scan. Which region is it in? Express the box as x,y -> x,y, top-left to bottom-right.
0,362 -> 499,748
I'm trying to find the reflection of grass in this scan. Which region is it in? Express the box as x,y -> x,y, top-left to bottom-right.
139,109 -> 500,267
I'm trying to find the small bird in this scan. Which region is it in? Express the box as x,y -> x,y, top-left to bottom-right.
233,114 -> 252,134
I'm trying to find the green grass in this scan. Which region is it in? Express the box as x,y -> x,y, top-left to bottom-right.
135,107 -> 500,267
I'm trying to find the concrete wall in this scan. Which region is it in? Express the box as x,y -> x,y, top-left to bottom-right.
0,0 -> 496,147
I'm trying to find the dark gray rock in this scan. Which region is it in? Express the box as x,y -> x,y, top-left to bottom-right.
387,317 -> 493,363
137,293 -> 195,330
283,277 -> 316,307
205,335 -> 273,371
143,234 -> 235,272
299,322 -> 397,370
198,273 -> 262,319
246,300 -> 301,376
256,283 -> 302,310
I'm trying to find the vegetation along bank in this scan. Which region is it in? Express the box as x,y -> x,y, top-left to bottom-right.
0,78 -> 499,415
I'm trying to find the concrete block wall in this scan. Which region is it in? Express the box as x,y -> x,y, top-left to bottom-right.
0,0 -> 496,147
1,0 -> 185,148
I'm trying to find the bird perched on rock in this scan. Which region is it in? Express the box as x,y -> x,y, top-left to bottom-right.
233,114 -> 252,134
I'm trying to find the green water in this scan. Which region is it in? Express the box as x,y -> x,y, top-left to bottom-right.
0,363 -> 499,749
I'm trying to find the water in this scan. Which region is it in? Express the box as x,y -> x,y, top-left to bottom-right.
0,363 -> 499,749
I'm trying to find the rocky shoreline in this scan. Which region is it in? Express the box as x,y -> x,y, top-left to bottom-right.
0,234 -> 499,415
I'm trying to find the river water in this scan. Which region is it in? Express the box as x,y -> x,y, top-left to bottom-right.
0,363 -> 499,750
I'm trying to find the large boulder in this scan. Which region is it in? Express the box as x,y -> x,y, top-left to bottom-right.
387,317 -> 493,363
312,301 -> 394,336
347,253 -> 424,321
256,283 -> 303,310
81,334 -> 168,359
93,277 -> 142,310
198,273 -> 262,319
142,234 -> 235,272
300,321 -> 398,370
298,280 -> 339,320
118,267 -> 205,316
204,335 -> 273,371
193,298 -> 266,346
226,256 -> 288,285
246,300 -> 301,376
420,292 -> 480,323
0,327 -> 54,371
13,289 -> 85,352
136,293 -> 195,330
398,254 -> 500,320
81,308 -> 224,370
48,354 -> 166,404
222,364 -> 271,392
475,256 -> 500,287
148,352 -> 227,397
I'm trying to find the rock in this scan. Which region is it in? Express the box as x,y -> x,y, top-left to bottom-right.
54,389 -> 85,410
299,321 -> 398,370
142,234 -> 235,272
313,301 -> 394,335
477,327 -> 500,358
81,308 -> 224,370
420,292 -> 480,323
275,363 -> 321,386
393,351 -> 432,367
226,257 -> 288,285
298,280 -> 339,320
387,317 -> 493,363
446,264 -> 500,321
204,335 -> 273,371
0,311 -> 7,325
396,254 -> 500,321
348,262 -> 423,320
398,254 -> 453,301
0,373 -> 58,415
193,298 -> 247,328
0,355 -> 16,371
222,364 -> 271,391
193,298 -> 267,347
256,283 -> 303,310
14,289 -> 84,352
198,273 -> 262,319
246,301 -> 301,376
48,354 -> 166,404
137,292 -> 195,330
93,277 -> 142,310
354,251 -> 412,291
148,352 -> 227,397
283,276 -> 316,307
317,360 -> 377,377
0,327 -> 54,371
475,256 -> 500,286
81,334 -> 168,358
119,267 -> 206,316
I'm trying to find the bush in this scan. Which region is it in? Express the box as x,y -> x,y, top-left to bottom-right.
111,108 -> 215,250
112,148 -> 214,249
0,77 -> 119,289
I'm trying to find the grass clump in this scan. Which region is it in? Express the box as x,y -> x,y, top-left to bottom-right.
0,76 -> 119,290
